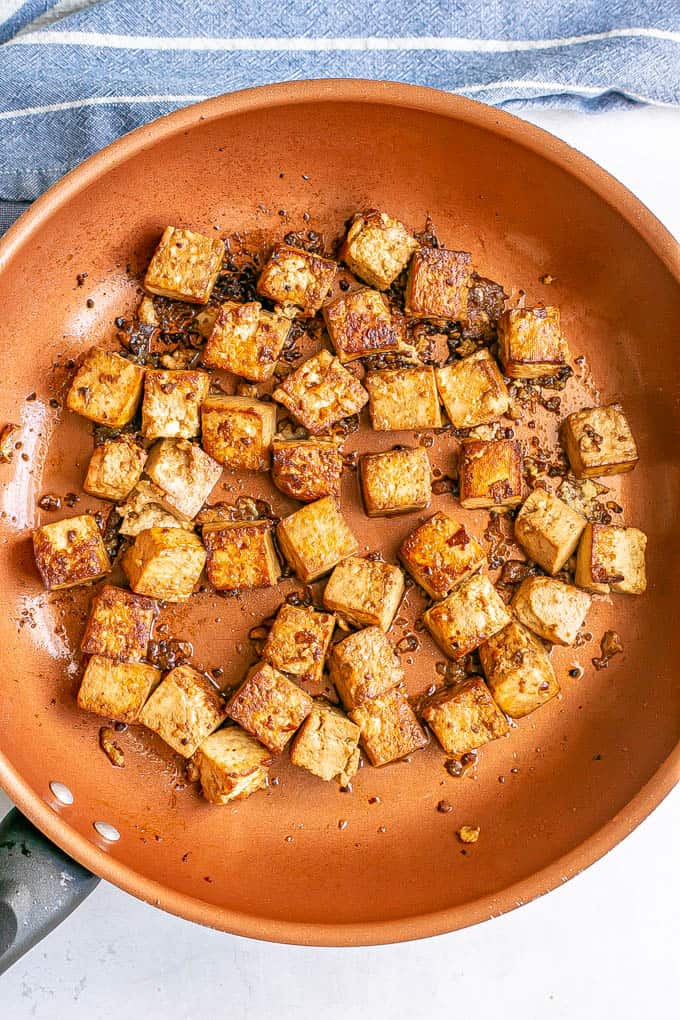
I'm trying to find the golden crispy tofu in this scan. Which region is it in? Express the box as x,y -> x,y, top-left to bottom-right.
323,556 -> 405,631
405,247 -> 472,321
66,348 -> 145,426
360,447 -> 431,517
290,701 -> 361,784
398,511 -> 486,600
515,488 -> 586,575
202,520 -> 280,591
141,369 -> 210,440
497,306 -> 570,379
277,496 -> 358,583
329,625 -> 403,711
144,226 -> 224,304
562,403 -> 639,478
84,436 -> 148,502
272,349 -> 368,435
193,727 -> 272,805
77,656 -> 161,724
139,665 -> 227,757
257,244 -> 337,316
117,480 -> 195,537
81,584 -> 156,662
365,366 -> 442,431
424,573 -> 511,660
575,523 -> 647,595
479,621 -> 558,718
435,349 -> 510,429
271,438 -> 343,502
350,688 -> 427,766
200,395 -> 277,471
339,210 -> 418,290
202,301 -> 290,381
227,661 -> 313,754
421,676 -> 508,755
458,439 -> 523,509
262,603 -> 335,684
33,515 -> 110,591
145,438 -> 221,520
512,576 -> 591,645
323,287 -> 401,363
122,527 -> 206,602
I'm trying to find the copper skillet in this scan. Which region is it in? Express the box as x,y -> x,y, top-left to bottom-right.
0,81 -> 678,965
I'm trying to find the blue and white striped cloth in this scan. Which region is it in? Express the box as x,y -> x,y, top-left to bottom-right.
0,1 -> 679,230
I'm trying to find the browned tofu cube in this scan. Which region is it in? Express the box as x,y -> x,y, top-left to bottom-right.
405,247 -> 472,321
81,585 -> 156,662
271,438 -> 343,502
256,244 -> 337,316
200,395 -> 277,471
66,347 -> 145,427
323,287 -> 401,363
515,488 -> 586,575
122,527 -> 206,602
277,496 -> 358,583
458,439 -> 523,510
139,665 -> 227,757
117,480 -> 195,536
323,556 -> 404,632
359,447 -> 431,517
497,306 -> 570,379
144,226 -> 225,304
365,366 -> 442,431
272,349 -> 368,435
141,369 -> 210,440
262,603 -> 335,684
290,701 -> 361,784
399,511 -> 486,600
575,523 -> 647,595
562,404 -> 639,478
202,520 -> 280,592
479,621 -> 559,718
77,656 -> 161,724
33,515 -> 110,591
421,676 -> 509,754
84,436 -> 147,502
339,210 -> 418,290
328,626 -> 403,711
512,576 -> 591,645
349,689 -> 427,766
227,661 -> 313,754
423,573 -> 511,660
145,438 -> 221,520
193,727 -> 272,805
435,349 -> 510,428
202,301 -> 291,381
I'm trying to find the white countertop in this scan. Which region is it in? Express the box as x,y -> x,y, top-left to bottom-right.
2,103 -> 679,1020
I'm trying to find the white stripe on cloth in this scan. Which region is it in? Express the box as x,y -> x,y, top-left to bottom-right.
0,94 -> 208,120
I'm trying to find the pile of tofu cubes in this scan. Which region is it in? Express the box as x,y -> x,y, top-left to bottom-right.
30,211 -> 647,807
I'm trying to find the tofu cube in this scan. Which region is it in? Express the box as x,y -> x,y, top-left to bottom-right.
435,349 -> 510,428
144,438 -> 221,520
359,446 -> 431,517
84,436 -> 147,502
512,576 -> 592,645
81,584 -> 156,662
365,366 -> 442,431
421,676 -> 509,755
277,496 -> 358,583
271,438 -> 343,502
478,621 -> 559,718
33,515 -> 110,591
339,210 -> 418,290
141,369 -> 210,440
423,573 -> 511,660
143,226 -> 225,304
256,244 -> 337,316
262,603 -> 336,684
290,701 -> 361,784
329,625 -> 403,711
323,556 -> 405,632
117,480 -> 195,537
349,689 -> 427,766
398,511 -> 486,600
202,520 -> 280,591
497,306 -> 570,379
575,523 -> 647,595
77,656 -> 162,724
272,349 -> 368,435
323,288 -> 401,363
202,301 -> 290,381
200,395 -> 277,470
122,527 -> 206,602
226,661 -> 313,754
139,665 -> 227,757
193,727 -> 272,805
514,488 -> 587,575
66,347 -> 145,426
458,439 -> 523,509
405,247 -> 472,321
562,404 -> 639,478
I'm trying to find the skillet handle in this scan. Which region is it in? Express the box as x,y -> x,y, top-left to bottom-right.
0,808 -> 99,975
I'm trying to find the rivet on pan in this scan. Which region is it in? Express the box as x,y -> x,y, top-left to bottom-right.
93,821 -> 120,842
49,781 -> 74,805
